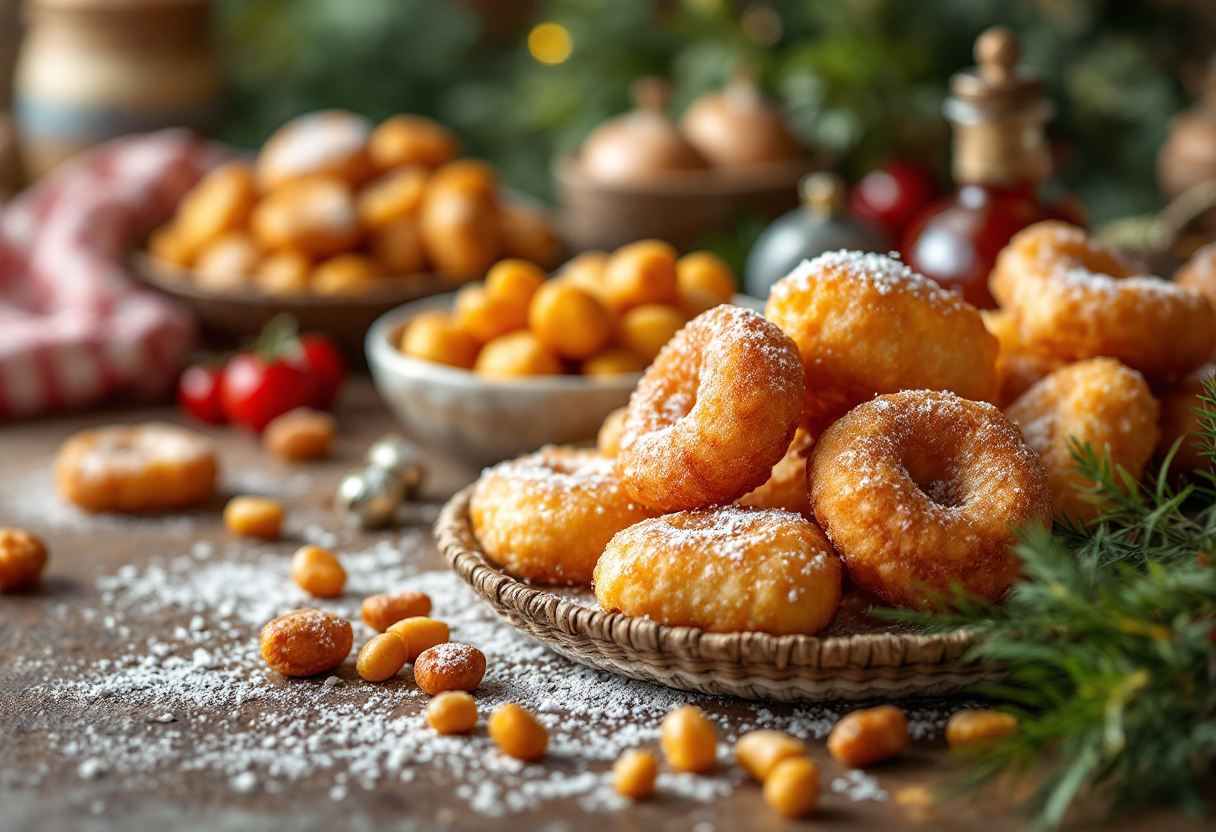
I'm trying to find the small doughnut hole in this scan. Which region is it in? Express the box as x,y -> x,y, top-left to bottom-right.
426,691 -> 478,735
386,616 -> 449,661
361,590 -> 432,632
734,730 -> 805,781
0,528 -> 48,592
291,545 -> 346,598
488,703 -> 548,761
763,757 -> 820,818
356,632 -> 408,682
827,705 -> 909,767
224,496 -> 284,539
661,705 -> 717,773
413,642 -> 485,695
613,749 -> 658,799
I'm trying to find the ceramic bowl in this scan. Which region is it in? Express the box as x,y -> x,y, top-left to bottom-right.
365,294 -> 639,468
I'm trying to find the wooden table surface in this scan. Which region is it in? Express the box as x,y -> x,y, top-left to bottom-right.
0,380 -> 1207,832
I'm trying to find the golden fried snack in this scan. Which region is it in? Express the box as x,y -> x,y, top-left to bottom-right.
455,283 -> 528,343
400,311 -> 479,369
597,407 -> 628,457
617,304 -> 687,365
499,203 -> 565,270
56,423 -> 218,513
558,251 -> 610,301
602,239 -> 680,313
250,175 -> 361,258
1004,358 -> 1160,524
172,160 -> 257,258
370,215 -> 426,275
766,251 -> 999,435
737,429 -> 815,518
473,331 -> 561,377
593,506 -> 843,635
255,249 -> 312,295
1156,363 -> 1215,478
981,309 -> 1066,407
311,253 -> 379,295
470,447 -> 657,584
1175,242 -> 1216,359
193,231 -> 262,293
369,114 -> 460,170
528,281 -> 614,360
676,251 -> 735,318
616,305 -> 804,511
990,221 -> 1212,384
811,391 -> 1052,609
419,183 -> 501,276
256,109 -> 374,190
356,166 -> 429,229
582,348 -> 645,378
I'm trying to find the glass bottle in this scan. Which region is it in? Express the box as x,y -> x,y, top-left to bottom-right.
902,27 -> 1062,309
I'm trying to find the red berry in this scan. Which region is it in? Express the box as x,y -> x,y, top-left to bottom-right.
178,364 -> 226,424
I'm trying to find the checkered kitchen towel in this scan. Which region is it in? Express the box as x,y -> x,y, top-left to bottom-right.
0,130 -> 227,418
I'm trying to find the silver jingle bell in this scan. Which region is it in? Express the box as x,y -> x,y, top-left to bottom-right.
364,434 -> 426,499
335,464 -> 407,529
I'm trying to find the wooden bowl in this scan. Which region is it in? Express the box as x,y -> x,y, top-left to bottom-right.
554,152 -> 823,253
132,251 -> 471,357
437,486 -> 1003,702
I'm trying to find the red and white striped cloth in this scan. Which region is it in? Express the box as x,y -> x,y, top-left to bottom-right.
0,130 -> 228,418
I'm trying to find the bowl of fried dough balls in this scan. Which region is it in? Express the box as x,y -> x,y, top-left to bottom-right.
366,240 -> 752,467
138,109 -> 564,354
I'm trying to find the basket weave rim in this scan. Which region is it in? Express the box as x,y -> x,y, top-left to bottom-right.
436,485 -> 980,671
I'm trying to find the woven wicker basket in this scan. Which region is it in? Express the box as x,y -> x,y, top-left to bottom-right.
437,486 -> 1004,702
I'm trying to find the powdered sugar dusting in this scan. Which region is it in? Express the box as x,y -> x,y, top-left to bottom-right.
770,251 -> 966,310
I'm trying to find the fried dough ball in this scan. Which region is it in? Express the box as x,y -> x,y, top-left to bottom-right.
369,216 -> 427,275
1175,242 -> 1216,359
473,331 -> 561,378
250,176 -> 361,258
594,506 -> 843,635
737,429 -> 815,518
369,114 -> 460,171
990,222 -> 1212,385
767,251 -> 999,435
617,304 -> 687,365
485,258 -> 546,310
56,423 -> 218,513
256,109 -> 373,190
419,184 -> 501,276
528,281 -> 614,360
558,250 -> 610,301
193,232 -> 262,292
597,407 -> 628,457
470,447 -> 658,584
810,391 -> 1053,609
676,251 -> 736,318
616,305 -> 804,511
455,283 -> 528,343
1156,363 -> 1215,477
255,249 -> 312,295
499,203 -> 565,270
1005,358 -> 1161,524
311,253 -> 379,295
400,311 -> 479,369
583,348 -> 645,378
147,224 -> 195,268
356,166 -> 429,229
602,239 -> 680,313
172,161 -> 257,258
981,309 -> 1066,407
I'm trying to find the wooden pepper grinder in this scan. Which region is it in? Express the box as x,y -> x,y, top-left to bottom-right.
902,27 -> 1064,309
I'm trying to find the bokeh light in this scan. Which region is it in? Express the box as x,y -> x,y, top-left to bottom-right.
528,23 -> 574,66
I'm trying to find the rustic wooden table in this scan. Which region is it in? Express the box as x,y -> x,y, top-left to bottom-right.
0,380 -> 1206,832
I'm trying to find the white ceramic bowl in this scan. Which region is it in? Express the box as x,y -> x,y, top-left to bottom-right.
366,294 -> 640,468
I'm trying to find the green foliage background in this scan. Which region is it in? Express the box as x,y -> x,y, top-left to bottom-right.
216,0 -> 1216,225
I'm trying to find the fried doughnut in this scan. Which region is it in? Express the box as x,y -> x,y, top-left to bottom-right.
766,251 -> 999,435
594,506 -> 843,635
1005,358 -> 1160,524
1175,242 -> 1216,359
990,221 -> 1212,384
256,109 -> 373,190
981,309 -> 1066,407
810,391 -> 1052,609
56,423 -> 218,513
736,429 -> 815,518
597,407 -> 627,457
616,305 -> 804,512
1156,363 -> 1215,478
470,447 -> 657,585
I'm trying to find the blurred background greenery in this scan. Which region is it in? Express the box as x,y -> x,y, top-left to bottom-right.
216,0 -> 1216,225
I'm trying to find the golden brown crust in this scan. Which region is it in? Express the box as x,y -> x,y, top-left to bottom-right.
1005,357 -> 1160,524
616,305 -> 804,511
736,429 -> 815,518
766,251 -> 999,434
55,424 -> 218,513
981,309 -> 1066,407
470,447 -> 657,585
990,221 -> 1212,384
594,506 -> 843,635
1175,243 -> 1216,361
811,390 -> 1053,609
596,407 -> 628,457
1156,363 -> 1216,477
259,609 -> 353,677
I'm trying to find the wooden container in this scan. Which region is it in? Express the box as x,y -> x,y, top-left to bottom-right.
437,486 -> 1002,702
14,0 -> 221,178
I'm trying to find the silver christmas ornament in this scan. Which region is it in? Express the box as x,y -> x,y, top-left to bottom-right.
335,464 -> 406,529
364,434 -> 426,499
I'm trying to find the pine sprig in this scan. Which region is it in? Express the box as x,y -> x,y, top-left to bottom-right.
887,378 -> 1216,828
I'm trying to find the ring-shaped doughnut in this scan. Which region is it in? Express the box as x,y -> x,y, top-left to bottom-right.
470,447 -> 656,585
810,390 -> 1052,609
593,505 -> 843,635
616,304 -> 804,512
990,221 -> 1212,384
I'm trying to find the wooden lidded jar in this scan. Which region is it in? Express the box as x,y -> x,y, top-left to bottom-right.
14,0 -> 221,178
1159,59 -> 1216,204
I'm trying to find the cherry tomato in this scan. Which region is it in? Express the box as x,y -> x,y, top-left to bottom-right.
849,158 -> 941,243
298,334 -> 346,409
220,352 -> 319,433
178,364 -> 226,424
